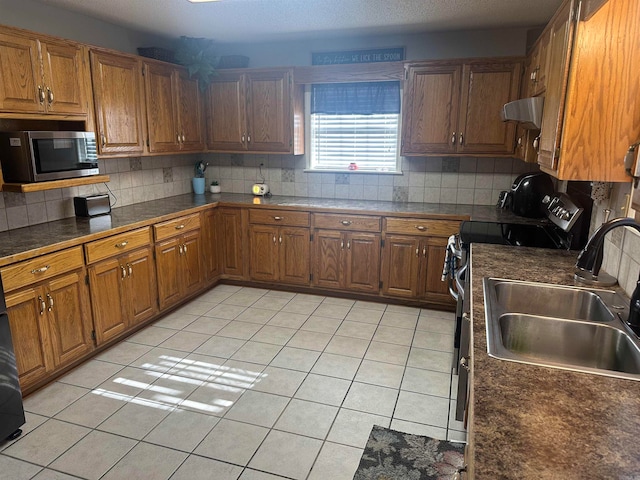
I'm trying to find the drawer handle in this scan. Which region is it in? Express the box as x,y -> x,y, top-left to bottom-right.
273,216 -> 283,221
115,241 -> 128,249
415,225 -> 427,232
341,220 -> 352,226
31,265 -> 50,274
175,224 -> 185,230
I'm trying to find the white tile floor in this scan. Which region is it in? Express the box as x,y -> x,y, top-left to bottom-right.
0,285 -> 465,480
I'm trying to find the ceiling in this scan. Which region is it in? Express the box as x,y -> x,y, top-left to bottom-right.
34,0 -> 563,44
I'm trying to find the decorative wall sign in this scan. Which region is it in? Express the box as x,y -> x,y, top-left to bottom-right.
311,47 -> 405,66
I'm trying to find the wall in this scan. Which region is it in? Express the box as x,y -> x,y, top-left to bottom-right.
0,1 -> 537,232
594,182 -> 640,297
0,0 -> 171,54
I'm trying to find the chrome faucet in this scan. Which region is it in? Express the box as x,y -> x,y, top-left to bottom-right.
575,217 -> 640,285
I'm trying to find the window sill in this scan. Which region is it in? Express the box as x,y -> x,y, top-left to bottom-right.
303,169 -> 402,175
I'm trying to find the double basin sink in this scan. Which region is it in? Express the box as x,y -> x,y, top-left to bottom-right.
484,278 -> 640,381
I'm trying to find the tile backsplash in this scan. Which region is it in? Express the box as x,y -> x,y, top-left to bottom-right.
0,153 -> 538,232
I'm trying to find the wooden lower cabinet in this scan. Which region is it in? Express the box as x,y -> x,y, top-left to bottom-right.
312,230 -> 381,293
155,229 -> 203,310
249,225 -> 310,285
219,207 -> 245,278
5,269 -> 93,391
88,246 -> 158,344
381,234 -> 452,305
202,208 -> 222,282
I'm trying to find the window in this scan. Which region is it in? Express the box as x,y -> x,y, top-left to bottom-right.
308,81 -> 401,173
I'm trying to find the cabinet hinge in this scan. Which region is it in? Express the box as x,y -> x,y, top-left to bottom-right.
91,330 -> 96,341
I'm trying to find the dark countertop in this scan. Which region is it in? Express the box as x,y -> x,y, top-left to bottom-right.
470,244 -> 640,479
0,192 -> 547,265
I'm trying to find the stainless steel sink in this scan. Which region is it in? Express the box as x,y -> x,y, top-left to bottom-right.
484,278 -> 640,381
492,280 -> 615,322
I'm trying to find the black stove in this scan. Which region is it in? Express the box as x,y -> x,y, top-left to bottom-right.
459,220 -> 571,250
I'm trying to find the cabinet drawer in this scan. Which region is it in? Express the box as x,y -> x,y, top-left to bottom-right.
154,213 -> 201,242
385,217 -> 461,237
249,209 -> 309,227
85,227 -> 151,264
313,213 -> 381,232
1,246 -> 84,292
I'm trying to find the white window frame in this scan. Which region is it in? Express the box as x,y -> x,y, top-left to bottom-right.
304,86 -> 403,175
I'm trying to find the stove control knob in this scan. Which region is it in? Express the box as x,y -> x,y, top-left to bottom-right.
562,211 -> 572,220
542,195 -> 552,204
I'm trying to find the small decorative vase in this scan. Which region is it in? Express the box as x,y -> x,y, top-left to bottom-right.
210,185 -> 221,194
192,177 -> 205,194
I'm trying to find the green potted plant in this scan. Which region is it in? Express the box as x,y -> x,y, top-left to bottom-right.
210,180 -> 221,194
174,36 -> 218,92
192,161 -> 208,194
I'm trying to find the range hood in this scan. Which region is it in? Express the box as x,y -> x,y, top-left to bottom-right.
501,97 -> 544,130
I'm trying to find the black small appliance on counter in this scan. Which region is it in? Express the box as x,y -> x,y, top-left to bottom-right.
498,171 -> 555,218
0,274 -> 25,442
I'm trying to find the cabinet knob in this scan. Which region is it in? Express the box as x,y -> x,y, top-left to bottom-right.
346,241 -> 350,249
175,224 -> 185,230
416,247 -> 420,257
459,133 -> 464,145
533,135 -> 541,152
115,241 -> 128,249
273,216 -> 283,221
247,134 -> 251,143
47,87 -> 54,105
177,133 -> 181,143
183,243 -> 188,254
341,220 -> 352,226
178,244 -> 184,255
37,85 -> 45,104
422,246 -> 427,257
181,134 -> 186,143
451,132 -> 456,145
415,225 -> 427,232
31,265 -> 50,274
46,293 -> 54,312
279,236 -> 283,244
242,134 -> 245,143
127,263 -> 133,277
120,265 -> 127,280
101,134 -> 106,148
273,235 -> 277,244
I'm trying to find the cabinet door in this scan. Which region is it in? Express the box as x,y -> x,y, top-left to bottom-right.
246,70 -> 292,152
155,237 -> 182,310
46,270 -> 93,367
457,62 -> 521,154
144,62 -> 179,153
40,40 -> 87,114
177,70 -> 205,151
381,235 -> 421,298
537,0 -> 575,171
181,229 -> 204,294
312,230 -> 343,290
126,247 -> 158,326
203,208 -> 221,281
220,208 -> 245,278
279,227 -> 310,286
88,257 -> 128,344
5,287 -> 52,389
206,74 -> 246,151
90,51 -> 145,155
345,233 -> 381,293
249,225 -> 279,282
0,32 -> 43,113
401,64 -> 461,155
423,237 -> 454,304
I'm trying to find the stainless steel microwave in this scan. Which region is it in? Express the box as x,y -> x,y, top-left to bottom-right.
0,131 -> 99,183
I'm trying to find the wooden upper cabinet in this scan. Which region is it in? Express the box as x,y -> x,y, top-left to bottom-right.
458,62 -> 521,154
206,69 -> 303,154
539,0 -> 640,181
402,59 -> 521,156
206,72 -> 246,151
40,40 -> 88,115
0,29 -> 88,115
90,50 -> 146,155
537,0 -> 575,172
401,64 -> 461,155
144,61 -> 204,153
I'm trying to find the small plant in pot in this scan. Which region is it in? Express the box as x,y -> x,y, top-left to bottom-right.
210,180 -> 221,194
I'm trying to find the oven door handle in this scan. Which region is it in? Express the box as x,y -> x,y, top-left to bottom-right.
454,263 -> 467,299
